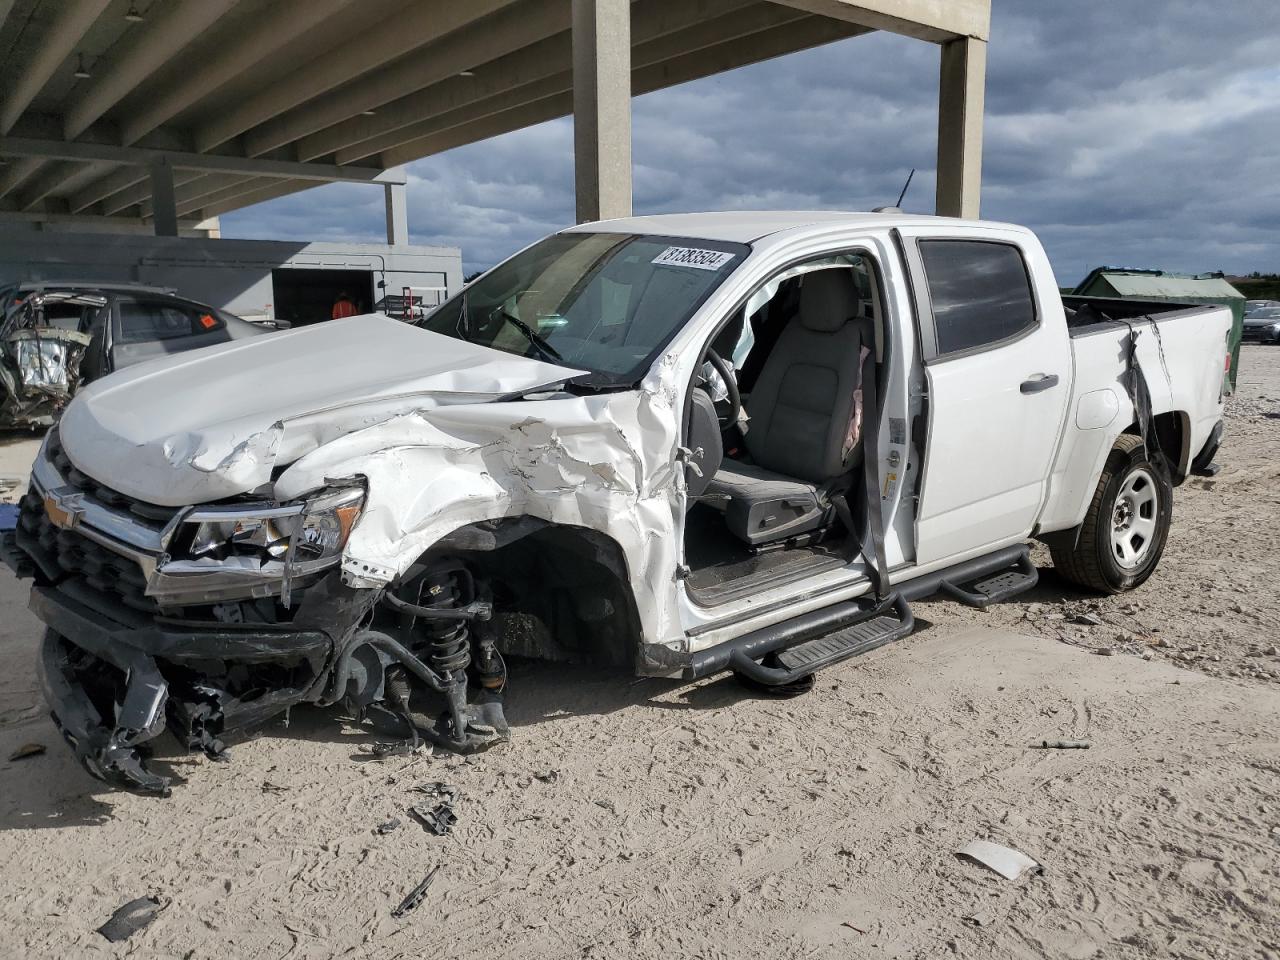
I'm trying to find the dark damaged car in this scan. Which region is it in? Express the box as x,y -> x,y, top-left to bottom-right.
0,213 -> 1230,795
0,281 -> 264,428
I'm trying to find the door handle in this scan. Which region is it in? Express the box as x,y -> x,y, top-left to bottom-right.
1020,373 -> 1059,394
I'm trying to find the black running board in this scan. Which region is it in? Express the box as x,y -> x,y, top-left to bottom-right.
685,593 -> 914,686
938,552 -> 1038,608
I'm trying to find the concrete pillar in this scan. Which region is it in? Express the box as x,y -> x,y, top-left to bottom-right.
572,0 -> 632,223
149,157 -> 178,236
384,180 -> 409,245
935,36 -> 986,219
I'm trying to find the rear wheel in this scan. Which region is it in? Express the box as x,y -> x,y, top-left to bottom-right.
1051,434 -> 1173,593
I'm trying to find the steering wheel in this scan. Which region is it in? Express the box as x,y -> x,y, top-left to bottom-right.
704,348 -> 742,434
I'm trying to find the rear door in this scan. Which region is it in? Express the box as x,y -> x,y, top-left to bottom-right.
899,230 -> 1071,565
110,297 -> 230,370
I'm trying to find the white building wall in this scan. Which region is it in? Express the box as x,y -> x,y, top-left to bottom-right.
0,229 -> 463,320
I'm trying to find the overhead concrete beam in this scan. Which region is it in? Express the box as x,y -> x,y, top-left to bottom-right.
935,35 -> 985,218
69,166 -> 148,212
340,3 -> 808,165
170,174 -> 254,217
15,161 -> 85,211
174,176 -> 277,215
106,168 -> 204,216
300,27 -> 572,163
768,0 -> 989,42
0,0 -> 111,134
119,0 -> 357,145
137,173 -> 252,218
0,157 -> 43,199
0,136 -> 400,183
196,0 -> 518,154
573,0 -> 632,222
204,178 -> 316,217
312,0 -> 763,165
380,93 -> 572,169
49,160 -> 119,199
64,0 -> 238,140
378,14 -> 858,168
245,0 -> 570,159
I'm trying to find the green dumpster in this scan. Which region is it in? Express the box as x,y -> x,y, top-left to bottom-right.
1072,268 -> 1244,390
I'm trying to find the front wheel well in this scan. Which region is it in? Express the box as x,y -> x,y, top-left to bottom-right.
413,517 -> 642,669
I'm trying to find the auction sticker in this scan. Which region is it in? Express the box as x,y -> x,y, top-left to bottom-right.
652,246 -> 735,271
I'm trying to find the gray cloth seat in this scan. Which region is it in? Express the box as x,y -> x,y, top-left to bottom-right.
706,268 -> 872,546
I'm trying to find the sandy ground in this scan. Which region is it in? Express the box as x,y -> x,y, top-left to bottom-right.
0,349 -> 1277,959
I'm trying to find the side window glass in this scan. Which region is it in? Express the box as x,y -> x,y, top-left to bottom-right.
918,240 -> 1037,355
116,300 -> 210,344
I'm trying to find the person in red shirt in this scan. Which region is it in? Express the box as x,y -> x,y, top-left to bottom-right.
331,291 -> 358,320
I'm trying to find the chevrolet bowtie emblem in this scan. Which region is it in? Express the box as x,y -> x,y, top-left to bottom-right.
43,487 -> 85,530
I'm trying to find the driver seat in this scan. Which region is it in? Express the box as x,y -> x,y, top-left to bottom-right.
705,269 -> 873,546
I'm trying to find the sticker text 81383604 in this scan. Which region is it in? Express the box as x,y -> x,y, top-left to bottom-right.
651,246 -> 735,271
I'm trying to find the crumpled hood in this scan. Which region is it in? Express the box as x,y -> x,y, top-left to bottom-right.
58,313 -> 584,506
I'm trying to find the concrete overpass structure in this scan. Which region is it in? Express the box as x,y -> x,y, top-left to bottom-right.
0,0 -> 990,238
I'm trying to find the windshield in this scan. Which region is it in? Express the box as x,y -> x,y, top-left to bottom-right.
420,232 -> 748,385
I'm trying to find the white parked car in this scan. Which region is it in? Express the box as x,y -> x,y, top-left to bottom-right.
3,212 -> 1231,794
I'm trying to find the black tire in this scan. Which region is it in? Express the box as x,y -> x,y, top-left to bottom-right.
1050,434 -> 1173,594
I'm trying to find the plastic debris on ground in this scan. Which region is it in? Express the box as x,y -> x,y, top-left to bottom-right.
97,896 -> 168,942
7,743 -> 45,761
413,781 -> 459,803
955,839 -> 1043,881
410,803 -> 457,836
391,866 -> 440,919
1029,739 -> 1091,749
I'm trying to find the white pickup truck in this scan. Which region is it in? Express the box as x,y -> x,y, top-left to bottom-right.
3,212 -> 1230,794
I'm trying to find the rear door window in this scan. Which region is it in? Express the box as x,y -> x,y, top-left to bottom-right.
116,298 -> 223,344
917,240 -> 1037,356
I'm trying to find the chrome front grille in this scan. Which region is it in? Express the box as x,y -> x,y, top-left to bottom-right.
17,487 -> 160,613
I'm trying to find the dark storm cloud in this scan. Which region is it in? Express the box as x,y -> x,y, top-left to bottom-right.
223,0 -> 1280,286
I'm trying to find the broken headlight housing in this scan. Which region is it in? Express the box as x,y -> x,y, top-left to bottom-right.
181,486 -> 365,567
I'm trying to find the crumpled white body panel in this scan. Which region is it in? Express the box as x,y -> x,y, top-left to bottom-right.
56,315 -> 582,507
274,355 -> 687,648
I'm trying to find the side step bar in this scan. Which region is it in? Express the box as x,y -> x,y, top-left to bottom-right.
937,552 -> 1039,609
686,593 -> 914,687
682,544 -> 1039,688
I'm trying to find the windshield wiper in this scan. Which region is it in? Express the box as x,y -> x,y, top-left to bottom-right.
492,307 -> 564,364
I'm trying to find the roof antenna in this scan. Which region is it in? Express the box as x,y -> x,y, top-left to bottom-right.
895,167 -> 916,208
873,168 -> 915,214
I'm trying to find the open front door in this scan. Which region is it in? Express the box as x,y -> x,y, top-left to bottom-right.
902,232 -> 1071,566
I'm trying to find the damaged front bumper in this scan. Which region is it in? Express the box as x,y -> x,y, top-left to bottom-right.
28,582 -> 335,796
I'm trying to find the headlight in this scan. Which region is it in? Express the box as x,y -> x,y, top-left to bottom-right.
181,486 -> 364,567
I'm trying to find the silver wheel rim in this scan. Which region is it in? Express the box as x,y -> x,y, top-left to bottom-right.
1111,467 -> 1158,570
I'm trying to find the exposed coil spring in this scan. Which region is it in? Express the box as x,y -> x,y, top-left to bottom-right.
417,569 -> 472,676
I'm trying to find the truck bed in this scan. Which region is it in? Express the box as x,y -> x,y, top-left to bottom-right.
1037,295 -> 1231,534
1062,295 -> 1223,336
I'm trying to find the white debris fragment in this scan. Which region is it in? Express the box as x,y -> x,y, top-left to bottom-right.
955,839 -> 1043,881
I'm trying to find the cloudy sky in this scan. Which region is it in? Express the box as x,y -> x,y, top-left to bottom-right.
222,1 -> 1280,286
